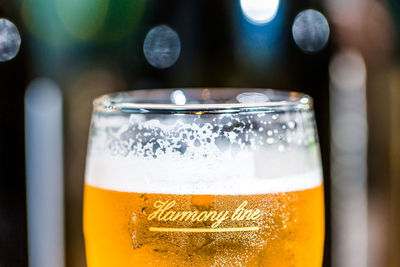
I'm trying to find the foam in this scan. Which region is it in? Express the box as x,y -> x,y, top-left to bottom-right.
86,112 -> 323,194
85,152 -> 323,195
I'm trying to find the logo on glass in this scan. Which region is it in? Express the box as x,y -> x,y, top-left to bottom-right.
147,200 -> 261,232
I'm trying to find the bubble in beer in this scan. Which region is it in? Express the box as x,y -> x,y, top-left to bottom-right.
287,121 -> 296,129
292,9 -> 329,53
0,19 -> 21,62
143,25 -> 181,69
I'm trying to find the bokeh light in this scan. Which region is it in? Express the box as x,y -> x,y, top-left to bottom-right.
22,0 -> 67,45
240,0 -> 280,25
292,9 -> 330,53
329,49 -> 367,89
0,18 -> 21,62
25,77 -> 64,267
22,0 -> 145,44
329,50 -> 368,267
55,0 -> 109,40
143,25 -> 181,69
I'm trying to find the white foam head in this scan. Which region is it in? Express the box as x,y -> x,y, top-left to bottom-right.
85,113 -> 323,194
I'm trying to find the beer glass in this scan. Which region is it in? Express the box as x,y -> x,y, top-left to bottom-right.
83,88 -> 324,266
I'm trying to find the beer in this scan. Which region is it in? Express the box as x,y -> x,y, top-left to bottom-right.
84,154 -> 324,266
84,183 -> 323,266
84,89 -> 325,266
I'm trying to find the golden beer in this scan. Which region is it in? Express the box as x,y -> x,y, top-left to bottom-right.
84,89 -> 325,266
84,183 -> 324,266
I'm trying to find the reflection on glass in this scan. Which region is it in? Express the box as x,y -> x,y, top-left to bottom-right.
170,90 -> 186,105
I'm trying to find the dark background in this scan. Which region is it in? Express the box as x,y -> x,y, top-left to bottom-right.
0,0 -> 399,266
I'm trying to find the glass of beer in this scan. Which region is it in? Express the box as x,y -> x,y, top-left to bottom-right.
83,88 -> 324,266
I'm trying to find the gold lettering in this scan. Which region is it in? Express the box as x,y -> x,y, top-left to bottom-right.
161,210 -> 176,221
242,209 -> 253,220
250,209 -> 261,220
231,201 -> 261,220
211,211 -> 230,228
203,211 -> 218,221
196,211 -> 208,221
190,211 -> 199,222
147,199 -> 261,227
232,201 -> 248,220
173,211 -> 197,221
147,200 -> 176,221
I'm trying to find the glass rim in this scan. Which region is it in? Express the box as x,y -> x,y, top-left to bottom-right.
93,88 -> 313,114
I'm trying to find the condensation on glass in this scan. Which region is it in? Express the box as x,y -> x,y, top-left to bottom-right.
83,88 -> 325,267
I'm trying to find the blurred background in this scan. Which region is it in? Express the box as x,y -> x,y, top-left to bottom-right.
0,0 -> 398,266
